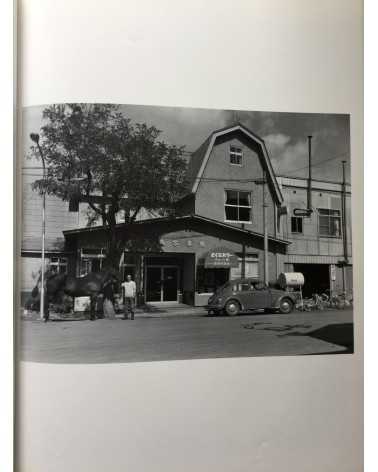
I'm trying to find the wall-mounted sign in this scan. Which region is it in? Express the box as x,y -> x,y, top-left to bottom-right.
204,247 -> 239,268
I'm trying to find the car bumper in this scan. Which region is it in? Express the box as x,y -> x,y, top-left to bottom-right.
206,304 -> 223,312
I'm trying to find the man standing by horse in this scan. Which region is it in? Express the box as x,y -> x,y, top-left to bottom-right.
122,274 -> 136,320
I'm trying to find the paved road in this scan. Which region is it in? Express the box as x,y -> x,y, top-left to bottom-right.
19,309 -> 354,363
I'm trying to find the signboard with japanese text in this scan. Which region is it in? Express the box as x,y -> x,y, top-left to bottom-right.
204,247 -> 239,268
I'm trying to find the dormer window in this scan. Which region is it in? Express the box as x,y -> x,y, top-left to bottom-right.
229,146 -> 243,165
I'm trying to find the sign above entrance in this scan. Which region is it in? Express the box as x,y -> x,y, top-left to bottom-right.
204,247 -> 239,268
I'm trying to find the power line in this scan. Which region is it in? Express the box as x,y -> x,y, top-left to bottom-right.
279,152 -> 349,176
21,151 -> 350,184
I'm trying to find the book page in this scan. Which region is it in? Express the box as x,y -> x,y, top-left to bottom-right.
17,1 -> 363,471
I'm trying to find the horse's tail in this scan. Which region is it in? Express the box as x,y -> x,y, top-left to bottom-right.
31,285 -> 39,298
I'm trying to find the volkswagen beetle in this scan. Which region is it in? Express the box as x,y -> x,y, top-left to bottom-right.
206,278 -> 296,316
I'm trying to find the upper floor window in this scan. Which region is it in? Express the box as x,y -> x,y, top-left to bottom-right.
229,146 -> 243,165
318,208 -> 341,238
225,190 -> 251,222
291,216 -> 303,234
69,197 -> 79,212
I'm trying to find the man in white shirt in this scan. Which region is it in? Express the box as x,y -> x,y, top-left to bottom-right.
121,274 -> 137,320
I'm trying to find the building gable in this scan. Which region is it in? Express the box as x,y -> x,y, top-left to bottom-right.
188,123 -> 283,204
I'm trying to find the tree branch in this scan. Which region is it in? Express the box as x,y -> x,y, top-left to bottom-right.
130,206 -> 141,222
86,198 -> 104,217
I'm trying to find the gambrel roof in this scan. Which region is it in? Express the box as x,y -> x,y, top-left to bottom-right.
187,123 -> 284,204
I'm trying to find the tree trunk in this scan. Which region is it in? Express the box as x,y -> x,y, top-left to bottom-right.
104,237 -> 123,270
102,215 -> 123,317
103,213 -> 123,270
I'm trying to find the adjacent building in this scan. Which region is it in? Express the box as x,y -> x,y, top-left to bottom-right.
277,176 -> 352,297
20,123 -> 353,306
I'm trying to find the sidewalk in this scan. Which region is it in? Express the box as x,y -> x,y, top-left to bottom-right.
20,303 -> 353,322
21,303 -> 206,321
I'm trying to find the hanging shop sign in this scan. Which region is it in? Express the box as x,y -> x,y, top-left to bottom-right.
204,247 -> 239,268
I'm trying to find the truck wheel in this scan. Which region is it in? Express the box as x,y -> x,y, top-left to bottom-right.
225,300 -> 241,316
279,298 -> 293,314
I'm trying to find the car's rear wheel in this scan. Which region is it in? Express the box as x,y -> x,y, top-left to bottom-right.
279,298 -> 293,314
224,300 -> 241,316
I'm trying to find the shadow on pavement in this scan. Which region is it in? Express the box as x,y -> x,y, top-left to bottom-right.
281,323 -> 354,353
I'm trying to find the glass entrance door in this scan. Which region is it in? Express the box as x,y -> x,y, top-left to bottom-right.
146,267 -> 162,302
162,267 -> 178,302
146,266 -> 179,302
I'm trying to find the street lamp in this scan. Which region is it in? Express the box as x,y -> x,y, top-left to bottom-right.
30,133 -> 46,321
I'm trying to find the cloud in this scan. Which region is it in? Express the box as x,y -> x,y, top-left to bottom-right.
264,133 -> 309,176
22,105 -> 350,182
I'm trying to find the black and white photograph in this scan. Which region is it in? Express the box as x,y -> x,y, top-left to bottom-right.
19,103 -> 354,363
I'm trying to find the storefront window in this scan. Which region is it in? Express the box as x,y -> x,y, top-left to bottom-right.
196,267 -> 229,293
230,256 -> 259,279
49,257 -> 68,275
79,248 -> 105,276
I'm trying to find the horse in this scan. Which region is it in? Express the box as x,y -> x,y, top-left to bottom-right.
31,269 -> 120,321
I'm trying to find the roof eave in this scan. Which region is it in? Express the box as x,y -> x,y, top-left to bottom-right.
63,214 -> 291,246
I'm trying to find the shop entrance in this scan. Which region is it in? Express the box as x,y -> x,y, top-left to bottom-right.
145,266 -> 179,302
293,263 -> 330,297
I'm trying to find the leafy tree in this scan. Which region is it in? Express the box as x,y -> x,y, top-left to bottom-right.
29,103 -> 188,267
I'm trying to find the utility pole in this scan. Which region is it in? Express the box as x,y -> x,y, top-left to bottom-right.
293,135 -> 314,218
307,135 -> 313,212
30,133 -> 46,321
263,171 -> 269,285
256,173 -> 269,285
341,160 -> 348,295
241,224 -> 246,279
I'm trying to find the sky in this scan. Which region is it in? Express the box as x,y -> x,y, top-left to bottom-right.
22,104 -> 351,183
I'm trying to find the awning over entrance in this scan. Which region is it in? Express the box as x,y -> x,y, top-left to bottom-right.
204,247 -> 239,268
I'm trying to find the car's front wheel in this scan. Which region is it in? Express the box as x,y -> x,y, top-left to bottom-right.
279,298 -> 293,314
224,299 -> 241,316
